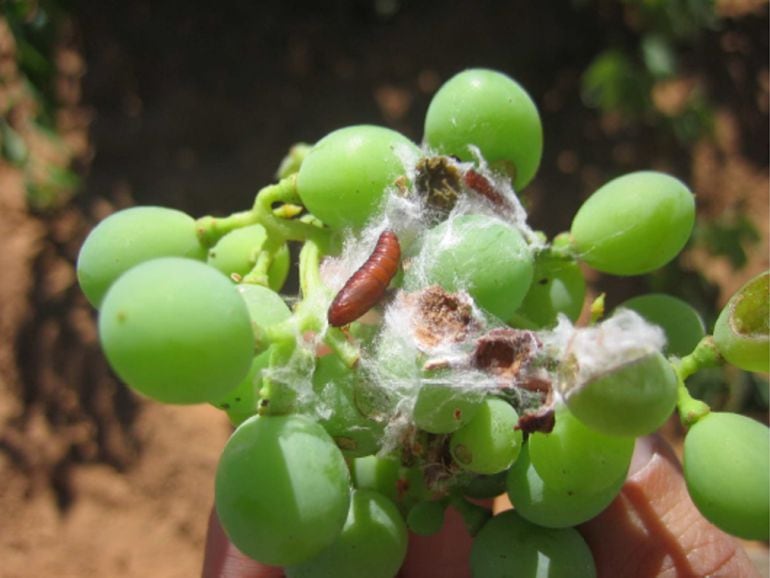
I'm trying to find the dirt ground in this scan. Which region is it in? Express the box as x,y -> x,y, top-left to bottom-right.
0,2 -> 768,577
0,404 -> 229,578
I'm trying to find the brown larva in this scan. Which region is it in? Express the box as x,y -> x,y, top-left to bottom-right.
327,230 -> 401,327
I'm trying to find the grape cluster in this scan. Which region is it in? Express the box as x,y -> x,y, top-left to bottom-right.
77,68 -> 769,577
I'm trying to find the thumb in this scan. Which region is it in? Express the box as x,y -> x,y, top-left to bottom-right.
579,435 -> 760,578
202,509 -> 284,578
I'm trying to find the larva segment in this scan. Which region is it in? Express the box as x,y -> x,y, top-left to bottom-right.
327,230 -> 401,327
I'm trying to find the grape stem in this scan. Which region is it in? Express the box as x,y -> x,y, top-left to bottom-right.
195,175 -> 331,248
673,336 -> 722,428
257,239 -> 360,415
275,142 -> 312,180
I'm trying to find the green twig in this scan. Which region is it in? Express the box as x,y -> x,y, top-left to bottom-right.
673,336 -> 722,428
196,211 -> 258,248
241,250 -> 272,286
195,175 -> 331,248
252,175 -> 330,245
256,239 -> 360,414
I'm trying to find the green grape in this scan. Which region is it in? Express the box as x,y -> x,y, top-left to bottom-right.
713,271 -> 769,373
312,354 -> 385,457
413,372 -> 484,434
414,214 -> 534,321
286,489 -> 408,578
423,68 -> 543,191
351,455 -> 402,503
684,412 -> 769,540
356,329 -> 418,421
207,224 -> 267,276
513,253 -> 586,328
276,142 -> 312,179
506,444 -> 625,529
206,224 -> 290,291
352,455 -> 430,515
211,348 -> 270,426
296,125 -> 420,230
450,398 -> 522,475
99,258 -> 254,404
564,351 -> 678,437
470,510 -> 596,578
570,171 -> 695,276
528,405 -> 634,494
459,470 -> 509,499
237,283 -> 292,341
208,285 -> 291,421
267,242 -> 291,292
407,499 -> 447,536
77,206 -> 206,308
215,414 -> 351,566
618,293 -> 705,358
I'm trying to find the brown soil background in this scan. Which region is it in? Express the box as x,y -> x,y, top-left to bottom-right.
1,2 -> 768,577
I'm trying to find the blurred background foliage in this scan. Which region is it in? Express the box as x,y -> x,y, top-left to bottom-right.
1,0 -> 88,209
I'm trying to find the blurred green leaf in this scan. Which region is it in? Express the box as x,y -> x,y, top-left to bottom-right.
25,164 -> 79,210
669,92 -> 714,143
581,50 -> 651,116
625,0 -> 717,39
0,120 -> 29,166
694,213 -> 761,268
642,34 -> 676,78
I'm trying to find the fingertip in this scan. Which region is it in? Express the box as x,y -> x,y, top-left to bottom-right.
626,434 -> 679,479
202,509 -> 284,578
580,435 -> 759,578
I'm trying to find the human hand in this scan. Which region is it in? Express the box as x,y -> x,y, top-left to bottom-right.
202,436 -> 759,578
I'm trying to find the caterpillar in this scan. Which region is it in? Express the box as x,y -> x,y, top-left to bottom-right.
327,230 -> 401,327
463,168 -> 510,210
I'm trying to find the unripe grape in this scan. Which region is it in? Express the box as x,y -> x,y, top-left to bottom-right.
297,125 -> 420,230
77,206 -> 206,308
528,405 -> 634,494
460,470 -> 509,500
713,271 -> 769,373
215,414 -> 351,566
207,224 -> 290,291
285,489 -> 408,578
312,354 -> 384,457
684,412 -> 769,540
236,283 -> 292,346
471,510 -> 596,578
450,398 -> 522,475
407,499 -> 447,536
507,443 -> 625,529
415,214 -> 534,321
267,242 -> 291,292
351,455 -> 430,515
413,375 -> 484,434
424,69 -> 543,191
514,253 -> 586,328
211,348 -> 270,426
618,293 -> 705,358
564,351 -> 678,437
570,171 -> 695,275
99,258 -> 254,404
